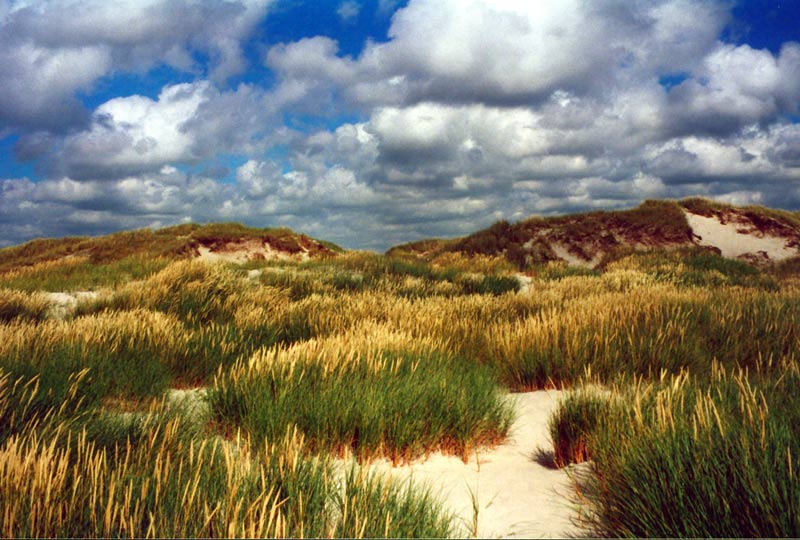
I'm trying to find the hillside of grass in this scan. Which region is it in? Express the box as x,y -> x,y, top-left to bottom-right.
388,199 -> 692,265
389,198 -> 800,270
0,222 -> 342,273
0,222 -> 342,291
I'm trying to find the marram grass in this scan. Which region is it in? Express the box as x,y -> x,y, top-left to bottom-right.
210,324 -> 514,463
0,391 -> 453,538
550,365 -> 800,537
0,288 -> 51,322
485,285 -> 800,389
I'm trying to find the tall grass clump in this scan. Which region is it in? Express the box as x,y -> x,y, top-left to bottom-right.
0,255 -> 172,292
0,289 -> 51,322
0,310 -> 191,406
76,260 -> 247,322
121,260 -> 244,324
0,410 -> 453,538
70,262 -> 286,384
334,465 -> 452,538
0,368 -> 91,444
210,325 -> 513,463
548,388 -> 610,468
266,252 -> 522,299
603,248 -> 777,289
459,274 -> 521,295
552,366 -> 800,537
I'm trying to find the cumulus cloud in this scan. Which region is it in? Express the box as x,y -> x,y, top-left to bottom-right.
662,43 -> 800,137
644,126 -> 800,184
5,118 -> 800,250
264,0 -> 798,146
0,0 -> 272,131
266,0 -> 729,109
60,83 -> 209,179
33,81 -> 274,180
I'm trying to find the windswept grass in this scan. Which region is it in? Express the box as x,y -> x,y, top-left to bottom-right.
548,387 -> 610,468
255,252 -> 520,299
335,465 -> 453,538
0,363 -> 453,539
0,310 -> 187,407
0,368 -> 91,445
79,260 -> 245,324
0,255 -> 172,292
3,220 -> 800,537
0,289 -> 51,322
601,247 -> 777,289
485,285 -> 800,389
0,421 -> 452,538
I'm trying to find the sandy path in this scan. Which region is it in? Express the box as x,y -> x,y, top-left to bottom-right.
364,390 -> 585,538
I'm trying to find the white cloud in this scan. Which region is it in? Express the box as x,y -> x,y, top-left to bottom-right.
267,0 -> 728,108
644,125 -> 800,185
38,80 -> 275,180
58,82 -> 209,178
336,1 -> 360,22
0,0 -> 272,130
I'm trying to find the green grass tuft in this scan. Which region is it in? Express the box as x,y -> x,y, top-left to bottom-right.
553,368 -> 800,537
210,349 -> 513,463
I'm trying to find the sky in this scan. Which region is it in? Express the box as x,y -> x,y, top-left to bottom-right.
1,0 -> 799,251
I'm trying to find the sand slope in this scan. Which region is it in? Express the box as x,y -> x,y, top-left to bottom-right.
196,242 -> 309,263
364,390 -> 584,538
684,210 -> 800,261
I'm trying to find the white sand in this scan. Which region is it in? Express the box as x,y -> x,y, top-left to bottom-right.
196,244 -> 274,263
685,211 -> 799,261
196,242 -> 310,264
44,291 -> 97,319
549,243 -> 601,268
515,273 -> 533,293
362,390 -> 585,538
167,387 -> 210,422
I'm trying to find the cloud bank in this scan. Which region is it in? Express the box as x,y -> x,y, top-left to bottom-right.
2,0 -> 799,250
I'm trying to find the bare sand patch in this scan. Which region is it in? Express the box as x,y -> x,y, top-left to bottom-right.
196,240 -> 311,264
167,387 -> 210,421
362,390 -> 585,538
44,291 -> 98,319
685,211 -> 800,261
549,243 -> 602,269
515,273 -> 533,293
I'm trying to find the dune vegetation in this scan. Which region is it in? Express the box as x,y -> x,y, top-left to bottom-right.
1,214 -> 800,536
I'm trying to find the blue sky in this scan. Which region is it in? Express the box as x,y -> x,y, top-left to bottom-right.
1,0 -> 799,250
